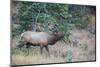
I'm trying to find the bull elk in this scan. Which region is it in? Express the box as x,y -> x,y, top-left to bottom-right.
18,31 -> 64,55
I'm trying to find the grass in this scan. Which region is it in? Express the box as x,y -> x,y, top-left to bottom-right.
11,45 -> 66,65
12,54 -> 65,65
11,29 -> 96,66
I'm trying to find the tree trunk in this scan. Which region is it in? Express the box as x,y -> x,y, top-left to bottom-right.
31,10 -> 40,31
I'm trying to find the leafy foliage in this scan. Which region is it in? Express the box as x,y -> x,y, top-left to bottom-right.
12,1 -> 95,42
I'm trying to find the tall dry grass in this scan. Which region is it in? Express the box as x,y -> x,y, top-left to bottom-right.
11,29 -> 96,66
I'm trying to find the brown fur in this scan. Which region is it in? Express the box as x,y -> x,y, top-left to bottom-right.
19,31 -> 64,55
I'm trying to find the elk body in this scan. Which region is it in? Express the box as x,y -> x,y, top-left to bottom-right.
18,31 -> 64,55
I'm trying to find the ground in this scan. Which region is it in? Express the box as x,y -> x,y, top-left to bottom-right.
11,29 -> 96,66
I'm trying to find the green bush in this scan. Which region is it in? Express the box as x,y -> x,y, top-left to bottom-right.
64,50 -> 73,62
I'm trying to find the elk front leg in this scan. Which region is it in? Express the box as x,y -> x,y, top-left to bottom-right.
40,45 -> 44,54
44,45 -> 50,56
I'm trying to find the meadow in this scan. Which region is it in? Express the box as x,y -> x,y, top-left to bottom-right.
11,29 -> 95,66
11,1 -> 96,66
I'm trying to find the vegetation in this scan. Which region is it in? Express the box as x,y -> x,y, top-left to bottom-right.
11,1 -> 96,66
12,1 -> 95,41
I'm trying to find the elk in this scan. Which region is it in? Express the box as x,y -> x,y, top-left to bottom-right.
18,31 -> 64,55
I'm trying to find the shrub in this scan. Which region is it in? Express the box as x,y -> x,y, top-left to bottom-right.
64,50 -> 73,62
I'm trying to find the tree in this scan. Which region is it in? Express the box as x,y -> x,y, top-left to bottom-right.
12,1 -> 96,42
